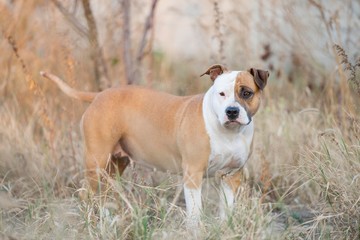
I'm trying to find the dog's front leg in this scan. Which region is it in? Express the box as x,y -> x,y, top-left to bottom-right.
218,169 -> 244,220
182,167 -> 203,227
219,180 -> 235,220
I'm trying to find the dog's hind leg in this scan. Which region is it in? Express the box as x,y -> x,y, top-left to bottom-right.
84,145 -> 114,193
83,142 -> 129,195
80,103 -> 126,192
82,122 -> 120,192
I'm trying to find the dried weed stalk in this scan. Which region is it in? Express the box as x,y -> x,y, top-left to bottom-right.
51,0 -> 109,89
213,1 -> 225,63
121,0 -> 159,85
81,0 -> 110,89
334,44 -> 360,96
5,34 -> 55,148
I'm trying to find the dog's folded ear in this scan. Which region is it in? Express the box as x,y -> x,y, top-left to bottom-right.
200,64 -> 228,81
248,68 -> 269,90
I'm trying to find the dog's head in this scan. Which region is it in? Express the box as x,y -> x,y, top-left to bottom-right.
201,64 -> 269,130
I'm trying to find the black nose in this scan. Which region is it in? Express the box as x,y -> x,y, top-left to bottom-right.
225,106 -> 239,120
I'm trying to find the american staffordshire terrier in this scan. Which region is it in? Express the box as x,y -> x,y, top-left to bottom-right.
40,64 -> 269,226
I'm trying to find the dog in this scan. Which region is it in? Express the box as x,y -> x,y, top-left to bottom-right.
40,64 -> 269,226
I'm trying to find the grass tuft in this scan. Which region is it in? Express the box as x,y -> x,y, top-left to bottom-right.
334,44 -> 360,96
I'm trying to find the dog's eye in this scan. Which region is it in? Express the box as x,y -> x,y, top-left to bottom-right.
219,92 -> 225,97
241,90 -> 253,99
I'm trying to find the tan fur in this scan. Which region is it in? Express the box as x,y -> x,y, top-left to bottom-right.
223,170 -> 243,193
81,88 -> 210,190
40,72 -> 97,102
234,71 -> 262,116
200,64 -> 229,81
41,71 -> 211,191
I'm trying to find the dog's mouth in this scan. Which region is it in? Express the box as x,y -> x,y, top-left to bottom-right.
224,119 -> 251,128
225,120 -> 241,126
224,120 -> 241,129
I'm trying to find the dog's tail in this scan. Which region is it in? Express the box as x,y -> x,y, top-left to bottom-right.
40,71 -> 97,102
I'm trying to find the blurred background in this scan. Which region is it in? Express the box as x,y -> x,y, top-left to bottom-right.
0,0 -> 359,239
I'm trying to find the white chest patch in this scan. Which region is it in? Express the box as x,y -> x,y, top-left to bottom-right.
205,122 -> 253,176
202,72 -> 254,176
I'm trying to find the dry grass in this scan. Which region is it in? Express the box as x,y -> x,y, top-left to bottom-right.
1,0 -> 360,239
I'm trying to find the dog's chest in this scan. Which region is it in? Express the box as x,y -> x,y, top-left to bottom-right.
206,133 -> 251,176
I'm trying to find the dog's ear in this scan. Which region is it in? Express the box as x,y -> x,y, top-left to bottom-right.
248,68 -> 269,90
200,64 -> 228,81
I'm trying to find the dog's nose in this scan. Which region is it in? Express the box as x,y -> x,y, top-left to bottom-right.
225,107 -> 239,120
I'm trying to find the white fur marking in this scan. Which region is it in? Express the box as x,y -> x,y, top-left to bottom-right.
184,185 -> 202,227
